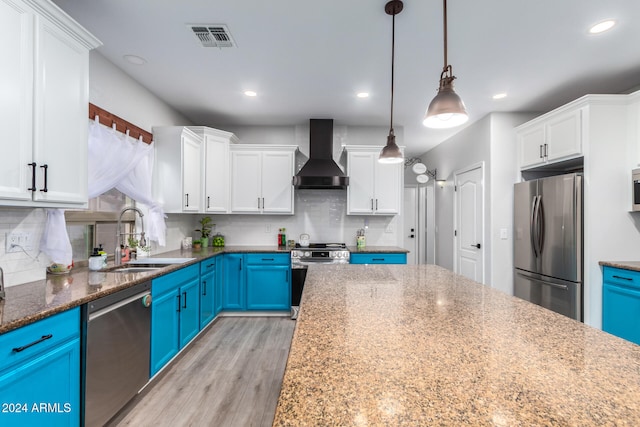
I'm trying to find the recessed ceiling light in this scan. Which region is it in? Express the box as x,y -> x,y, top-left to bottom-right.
492,93 -> 507,100
589,20 -> 616,34
244,90 -> 257,97
123,54 -> 146,65
357,92 -> 369,98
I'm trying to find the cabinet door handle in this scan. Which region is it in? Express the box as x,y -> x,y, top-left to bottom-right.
182,291 -> 187,308
39,164 -> 48,192
207,196 -> 211,209
176,295 -> 181,312
471,243 -> 481,249
612,275 -> 633,281
544,143 -> 548,158
239,259 -> 242,270
257,197 -> 261,209
371,199 -> 374,210
206,263 -> 215,269
262,198 -> 265,209
27,162 -> 37,192
375,199 -> 378,210
185,193 -> 189,207
202,280 -> 207,296
12,334 -> 53,353
539,145 -> 543,159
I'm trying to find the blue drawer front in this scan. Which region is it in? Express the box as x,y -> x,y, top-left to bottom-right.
245,253 -> 290,265
603,266 -> 640,290
603,281 -> 640,345
0,308 -> 80,371
152,264 -> 200,296
200,257 -> 217,274
350,253 -> 407,264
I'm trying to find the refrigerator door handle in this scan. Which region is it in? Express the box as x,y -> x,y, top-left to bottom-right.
530,196 -> 538,258
522,274 -> 569,291
537,195 -> 545,255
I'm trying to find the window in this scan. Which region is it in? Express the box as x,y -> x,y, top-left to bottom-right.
65,188 -> 136,260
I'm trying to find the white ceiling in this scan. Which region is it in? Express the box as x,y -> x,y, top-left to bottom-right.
53,0 -> 640,157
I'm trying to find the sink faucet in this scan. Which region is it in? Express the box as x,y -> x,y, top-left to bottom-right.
0,266 -> 5,300
115,207 -> 146,266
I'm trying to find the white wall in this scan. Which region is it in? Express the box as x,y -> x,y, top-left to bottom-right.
420,113 -> 536,295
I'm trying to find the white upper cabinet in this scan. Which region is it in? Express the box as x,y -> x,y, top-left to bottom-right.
518,107 -> 583,169
188,126 -> 238,213
229,145 -> 297,214
152,127 -> 203,213
0,0 -> 100,207
345,146 -> 403,215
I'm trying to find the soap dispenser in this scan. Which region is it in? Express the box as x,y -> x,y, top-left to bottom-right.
89,248 -> 103,271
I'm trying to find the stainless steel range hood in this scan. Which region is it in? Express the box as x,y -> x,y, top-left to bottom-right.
293,119 -> 349,189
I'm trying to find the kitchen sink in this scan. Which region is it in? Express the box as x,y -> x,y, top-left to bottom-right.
110,266 -> 164,273
106,257 -> 196,273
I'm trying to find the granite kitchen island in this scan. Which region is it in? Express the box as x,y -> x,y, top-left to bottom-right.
273,264 -> 640,426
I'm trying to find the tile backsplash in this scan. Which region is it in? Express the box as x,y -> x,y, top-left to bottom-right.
156,190 -> 401,251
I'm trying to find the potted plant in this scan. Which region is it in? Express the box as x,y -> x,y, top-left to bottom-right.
195,216 -> 213,247
192,239 -> 202,251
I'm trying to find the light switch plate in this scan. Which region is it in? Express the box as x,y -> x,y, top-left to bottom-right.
500,228 -> 508,240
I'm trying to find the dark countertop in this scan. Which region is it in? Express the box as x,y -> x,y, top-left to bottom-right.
0,246 -> 289,335
599,261 -> 640,273
347,245 -> 409,253
273,264 -> 640,426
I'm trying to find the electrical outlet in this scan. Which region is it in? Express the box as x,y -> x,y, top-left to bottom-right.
385,223 -> 394,233
265,224 -> 271,233
5,232 -> 33,253
500,228 -> 508,240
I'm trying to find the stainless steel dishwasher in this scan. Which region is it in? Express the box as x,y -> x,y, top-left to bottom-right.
84,281 -> 152,426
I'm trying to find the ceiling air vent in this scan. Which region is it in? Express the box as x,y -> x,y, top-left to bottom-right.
188,24 -> 236,48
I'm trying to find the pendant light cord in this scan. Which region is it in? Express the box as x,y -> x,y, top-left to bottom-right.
390,8 -> 396,133
443,0 -> 448,69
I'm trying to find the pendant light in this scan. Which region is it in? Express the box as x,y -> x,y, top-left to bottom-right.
423,0 -> 468,129
379,0 -> 404,164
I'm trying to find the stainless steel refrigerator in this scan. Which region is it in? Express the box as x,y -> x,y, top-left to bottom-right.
513,173 -> 583,321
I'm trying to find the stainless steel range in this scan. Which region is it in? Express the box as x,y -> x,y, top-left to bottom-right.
290,243 -> 349,319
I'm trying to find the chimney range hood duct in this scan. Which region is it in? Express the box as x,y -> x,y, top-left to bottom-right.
293,119 -> 349,189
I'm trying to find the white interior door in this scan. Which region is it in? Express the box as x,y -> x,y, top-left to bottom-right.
455,164 -> 484,283
403,186 -> 418,264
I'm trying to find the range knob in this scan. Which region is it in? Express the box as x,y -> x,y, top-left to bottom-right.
335,252 -> 342,258
304,251 -> 311,257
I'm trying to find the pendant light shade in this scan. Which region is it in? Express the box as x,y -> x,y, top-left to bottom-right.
379,0 -> 404,164
379,130 -> 403,164
423,0 -> 468,129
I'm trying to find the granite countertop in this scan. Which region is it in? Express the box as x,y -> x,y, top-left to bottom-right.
0,245 -> 290,334
599,260 -> 640,273
347,245 -> 409,253
273,264 -> 640,426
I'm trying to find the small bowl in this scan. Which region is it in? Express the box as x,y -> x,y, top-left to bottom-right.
47,262 -> 73,275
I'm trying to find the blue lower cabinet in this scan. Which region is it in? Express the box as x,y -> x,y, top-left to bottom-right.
151,264 -> 200,377
0,308 -> 80,426
223,254 -> 245,311
200,258 -> 217,329
603,266 -> 640,345
350,253 -> 407,264
246,265 -> 291,310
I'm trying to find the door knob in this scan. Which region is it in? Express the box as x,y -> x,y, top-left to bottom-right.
471,243 -> 481,249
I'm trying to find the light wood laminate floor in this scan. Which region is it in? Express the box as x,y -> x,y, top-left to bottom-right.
111,317 -> 295,427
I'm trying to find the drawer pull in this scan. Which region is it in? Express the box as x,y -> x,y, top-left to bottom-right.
372,258 -> 385,261
612,275 -> 633,281
12,334 -> 53,353
262,258 -> 275,261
